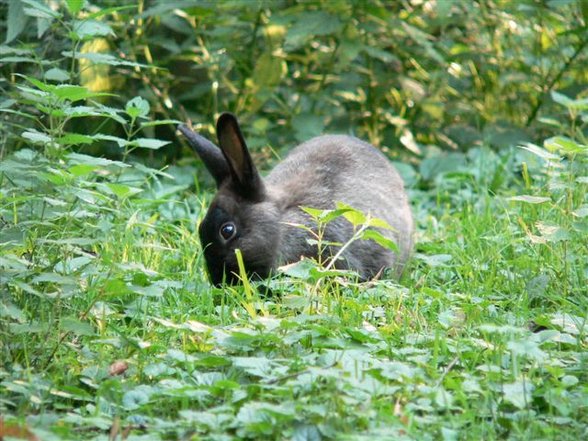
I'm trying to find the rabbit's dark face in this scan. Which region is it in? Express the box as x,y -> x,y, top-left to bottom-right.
179,113 -> 277,285
198,191 -> 281,286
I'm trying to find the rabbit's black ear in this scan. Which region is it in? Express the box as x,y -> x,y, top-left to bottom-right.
178,124 -> 229,187
216,113 -> 265,199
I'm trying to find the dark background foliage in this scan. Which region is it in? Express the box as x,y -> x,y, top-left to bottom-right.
2,0 -> 586,165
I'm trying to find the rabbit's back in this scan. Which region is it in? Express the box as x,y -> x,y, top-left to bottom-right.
266,135 -> 413,277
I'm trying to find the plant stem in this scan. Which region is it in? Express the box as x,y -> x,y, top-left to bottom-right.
323,224 -> 369,272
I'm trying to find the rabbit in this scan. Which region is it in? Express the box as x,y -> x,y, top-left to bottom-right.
178,113 -> 413,286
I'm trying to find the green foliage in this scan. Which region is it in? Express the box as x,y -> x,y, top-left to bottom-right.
1,1 -> 587,440
2,0 -> 586,161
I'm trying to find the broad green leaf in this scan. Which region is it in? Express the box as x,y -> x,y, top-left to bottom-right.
132,138 -> 171,150
550,312 -> 583,335
0,302 -> 25,321
441,427 -> 458,441
140,119 -> 182,128
71,20 -> 115,40
44,67 -> 70,82
572,206 -> 588,218
87,5 -> 137,19
232,357 -> 275,377
561,375 -> 579,387
360,229 -> 399,252
508,195 -> 551,204
551,91 -> 588,110
57,133 -> 95,146
507,338 -> 546,362
502,380 -> 534,409
278,259 -> 315,280
53,84 -> 112,101
544,136 -> 587,155
0,46 -> 33,55
21,0 -> 60,19
379,361 -> 420,381
10,322 -> 48,334
62,106 -> 108,118
22,129 -> 51,144
281,294 -> 310,309
23,75 -> 54,92
54,256 -> 94,273
363,46 -> 399,63
93,133 -> 127,147
519,142 -> 560,161
36,11 -> 53,38
417,253 -> 453,267
122,386 -> 153,410
68,163 -> 98,176
310,266 -> 358,280
66,0 -> 84,15
39,237 -> 97,246
5,0 -> 28,43
336,202 -> 367,226
536,221 -> 570,242
367,217 -> 393,229
104,183 -> 143,198
64,51 -> 151,68
126,96 -> 150,119
194,355 -> 232,368
61,317 -> 95,336
251,52 -> 286,90
435,388 -> 454,409
102,278 -> 131,296
300,206 -> 329,220
0,56 -> 40,63
43,195 -> 70,208
129,284 -> 165,298
420,152 -> 467,181
437,309 -> 463,329
67,152 -> 130,168
551,91 -> 573,107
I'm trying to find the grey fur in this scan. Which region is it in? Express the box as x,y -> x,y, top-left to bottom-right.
180,113 -> 414,285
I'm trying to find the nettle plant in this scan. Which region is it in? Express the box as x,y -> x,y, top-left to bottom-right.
1,1 -> 176,274
1,0 -> 177,206
17,78 -> 170,159
510,91 -> 587,299
220,202 -> 403,320
0,2 -> 180,361
258,204 -> 400,296
2,1 -> 175,157
291,202 -> 399,276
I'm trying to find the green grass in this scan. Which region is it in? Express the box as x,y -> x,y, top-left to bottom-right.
1,129 -> 586,440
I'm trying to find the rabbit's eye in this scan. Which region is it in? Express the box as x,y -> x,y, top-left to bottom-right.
219,222 -> 236,241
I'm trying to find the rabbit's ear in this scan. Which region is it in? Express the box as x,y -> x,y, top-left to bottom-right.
216,113 -> 264,199
178,124 -> 229,187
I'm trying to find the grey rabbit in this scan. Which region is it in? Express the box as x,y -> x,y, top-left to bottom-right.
178,113 -> 413,285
